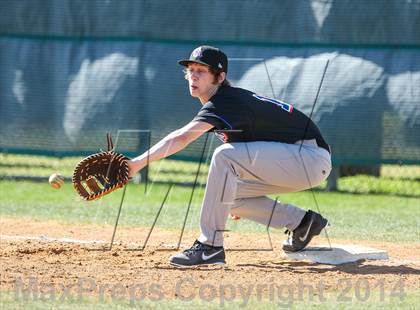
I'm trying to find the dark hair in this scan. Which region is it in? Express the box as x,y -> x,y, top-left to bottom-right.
183,67 -> 231,87
209,68 -> 231,87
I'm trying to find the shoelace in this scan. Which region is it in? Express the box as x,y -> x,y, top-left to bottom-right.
184,241 -> 206,256
284,229 -> 294,243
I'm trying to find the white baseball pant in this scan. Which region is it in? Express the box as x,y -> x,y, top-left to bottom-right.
197,139 -> 332,247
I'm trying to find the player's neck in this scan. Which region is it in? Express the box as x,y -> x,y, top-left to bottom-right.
199,85 -> 220,104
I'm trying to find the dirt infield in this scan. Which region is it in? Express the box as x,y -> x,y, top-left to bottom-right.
1,217 -> 419,305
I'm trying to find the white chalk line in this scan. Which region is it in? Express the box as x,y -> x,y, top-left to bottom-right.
0,234 -> 181,249
0,234 -> 106,245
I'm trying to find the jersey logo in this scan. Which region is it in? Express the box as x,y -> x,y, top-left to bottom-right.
253,94 -> 293,113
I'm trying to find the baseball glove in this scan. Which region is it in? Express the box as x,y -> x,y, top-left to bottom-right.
72,134 -> 130,201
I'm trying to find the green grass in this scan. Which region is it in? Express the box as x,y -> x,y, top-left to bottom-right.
0,154 -> 209,183
0,154 -> 419,242
1,289 -> 419,309
0,180 -> 419,243
1,153 -> 419,196
337,175 -> 419,197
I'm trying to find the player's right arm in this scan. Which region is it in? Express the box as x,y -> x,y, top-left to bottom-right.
127,121 -> 214,177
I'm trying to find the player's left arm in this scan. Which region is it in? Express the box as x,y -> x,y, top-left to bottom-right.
127,121 -> 214,177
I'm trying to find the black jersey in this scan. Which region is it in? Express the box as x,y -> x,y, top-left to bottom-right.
193,86 -> 330,152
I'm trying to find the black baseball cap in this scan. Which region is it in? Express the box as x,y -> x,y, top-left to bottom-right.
178,46 -> 228,73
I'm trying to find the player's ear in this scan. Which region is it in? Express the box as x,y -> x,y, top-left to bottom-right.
218,72 -> 226,84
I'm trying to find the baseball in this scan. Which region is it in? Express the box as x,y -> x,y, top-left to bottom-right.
49,173 -> 65,189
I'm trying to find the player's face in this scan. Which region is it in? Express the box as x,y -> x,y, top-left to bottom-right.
185,63 -> 216,99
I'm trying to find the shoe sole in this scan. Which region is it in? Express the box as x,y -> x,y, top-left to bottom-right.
169,261 -> 226,268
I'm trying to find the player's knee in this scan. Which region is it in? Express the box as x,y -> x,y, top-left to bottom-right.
212,144 -> 235,163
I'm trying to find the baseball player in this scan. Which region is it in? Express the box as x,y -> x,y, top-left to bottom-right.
127,46 -> 332,267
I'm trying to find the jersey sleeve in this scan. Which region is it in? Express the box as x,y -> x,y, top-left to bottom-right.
192,101 -> 228,129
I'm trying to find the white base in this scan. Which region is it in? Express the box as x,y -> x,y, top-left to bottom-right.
284,244 -> 389,265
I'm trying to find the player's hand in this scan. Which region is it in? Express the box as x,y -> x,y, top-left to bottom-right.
127,159 -> 140,178
230,213 -> 241,220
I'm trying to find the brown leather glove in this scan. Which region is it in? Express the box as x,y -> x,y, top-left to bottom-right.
72,134 -> 129,201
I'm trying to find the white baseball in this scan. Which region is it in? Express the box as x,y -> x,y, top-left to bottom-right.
49,173 -> 65,189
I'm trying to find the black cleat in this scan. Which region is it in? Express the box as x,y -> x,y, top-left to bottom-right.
282,210 -> 328,252
169,240 -> 226,267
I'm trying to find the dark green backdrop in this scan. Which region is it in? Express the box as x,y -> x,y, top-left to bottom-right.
1,0 -> 419,164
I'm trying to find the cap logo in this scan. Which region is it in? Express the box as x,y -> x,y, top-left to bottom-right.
191,47 -> 202,58
218,63 -> 223,69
